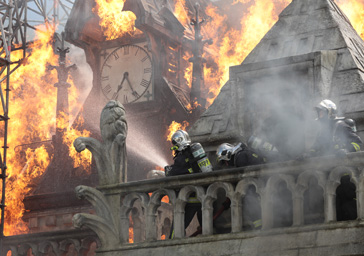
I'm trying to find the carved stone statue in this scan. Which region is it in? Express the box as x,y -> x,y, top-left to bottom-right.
73,100 -> 128,185
72,100 -> 127,250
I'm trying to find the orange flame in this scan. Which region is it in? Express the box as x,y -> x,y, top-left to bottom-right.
166,121 -> 189,142
173,0 -> 189,26
200,0 -> 292,105
337,0 -> 364,38
161,196 -> 169,204
91,0 -> 364,107
93,0 -> 138,40
64,124 -> 92,173
1,24 -> 90,235
129,214 -> 134,243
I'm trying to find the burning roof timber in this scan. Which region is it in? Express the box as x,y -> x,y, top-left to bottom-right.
65,0 -> 210,47
188,0 -> 364,152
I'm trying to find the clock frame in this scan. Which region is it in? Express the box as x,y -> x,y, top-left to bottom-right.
100,44 -> 153,105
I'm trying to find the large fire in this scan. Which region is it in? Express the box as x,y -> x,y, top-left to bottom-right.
93,0 -> 364,107
1,24 -> 91,235
93,0 -> 138,40
1,0 -> 364,237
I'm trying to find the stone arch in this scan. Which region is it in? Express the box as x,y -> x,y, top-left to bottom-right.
172,185 -> 206,238
235,178 -> 265,232
59,239 -> 80,256
327,166 -> 358,194
18,243 -> 37,256
146,189 -> 176,241
120,192 -> 149,243
80,236 -> 100,256
4,246 -> 17,256
326,166 -> 358,222
266,174 -> 295,228
149,189 -> 176,211
204,182 -> 234,235
38,241 -> 59,256
235,178 -> 264,198
297,170 -> 326,225
121,192 -> 150,216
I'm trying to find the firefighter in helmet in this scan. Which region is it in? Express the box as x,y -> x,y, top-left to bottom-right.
306,99 -> 362,157
216,142 -> 265,168
215,142 -> 264,229
164,130 -> 212,238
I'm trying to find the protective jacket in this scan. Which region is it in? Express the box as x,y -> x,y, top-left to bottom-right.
227,143 -> 265,167
310,118 -> 362,156
165,145 -> 200,177
165,145 -> 202,238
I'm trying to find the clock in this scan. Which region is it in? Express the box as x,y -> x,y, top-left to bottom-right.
100,44 -> 153,104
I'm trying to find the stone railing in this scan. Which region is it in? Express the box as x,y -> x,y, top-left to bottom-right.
3,152 -> 364,255
2,229 -> 99,256
92,151 -> 364,245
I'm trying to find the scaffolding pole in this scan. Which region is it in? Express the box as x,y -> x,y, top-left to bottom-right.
0,1 -> 14,252
0,0 -> 74,253
0,0 -> 29,253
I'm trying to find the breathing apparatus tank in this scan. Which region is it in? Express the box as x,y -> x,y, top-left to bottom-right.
190,143 -> 213,173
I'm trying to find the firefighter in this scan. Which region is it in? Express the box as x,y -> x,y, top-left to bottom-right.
164,130 -> 212,238
216,142 -> 265,168
215,142 -> 264,229
305,99 -> 362,157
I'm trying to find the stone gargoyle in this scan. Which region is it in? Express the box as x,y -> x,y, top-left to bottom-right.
73,100 -> 128,185
72,100 -> 127,250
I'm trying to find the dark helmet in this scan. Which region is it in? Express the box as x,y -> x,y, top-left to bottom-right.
345,118 -> 357,132
171,130 -> 191,151
314,99 -> 337,120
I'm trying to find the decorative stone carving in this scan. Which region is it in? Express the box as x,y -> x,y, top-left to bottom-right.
73,186 -> 120,250
74,100 -> 128,185
72,100 -> 127,250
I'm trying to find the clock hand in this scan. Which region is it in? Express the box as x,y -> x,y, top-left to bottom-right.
125,72 -> 140,98
113,73 -> 127,100
125,72 -> 134,91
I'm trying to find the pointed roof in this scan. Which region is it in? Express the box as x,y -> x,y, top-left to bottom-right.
244,0 -> 364,68
189,0 -> 364,144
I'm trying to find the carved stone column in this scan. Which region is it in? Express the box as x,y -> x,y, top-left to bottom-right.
292,193 -> 304,226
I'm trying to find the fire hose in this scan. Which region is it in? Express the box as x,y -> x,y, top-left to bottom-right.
190,198 -> 231,237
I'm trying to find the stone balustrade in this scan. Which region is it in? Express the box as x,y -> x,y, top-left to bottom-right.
99,152 -> 364,243
4,152 -> 364,256
2,229 -> 99,256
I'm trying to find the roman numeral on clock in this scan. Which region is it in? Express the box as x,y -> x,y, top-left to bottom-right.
113,51 -> 119,60
124,46 -> 129,55
141,56 -> 148,62
102,84 -> 112,95
140,79 -> 149,88
132,91 -> 140,98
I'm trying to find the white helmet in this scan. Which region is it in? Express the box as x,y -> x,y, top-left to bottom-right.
171,130 -> 191,151
216,143 -> 242,163
216,143 -> 234,162
314,99 -> 337,120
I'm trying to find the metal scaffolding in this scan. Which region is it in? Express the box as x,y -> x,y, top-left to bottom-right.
0,0 -> 74,252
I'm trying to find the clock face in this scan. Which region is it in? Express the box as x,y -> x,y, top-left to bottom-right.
101,44 -> 153,104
